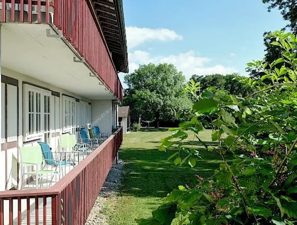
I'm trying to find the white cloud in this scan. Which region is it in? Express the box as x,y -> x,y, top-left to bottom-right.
126,26 -> 183,49
230,53 -> 237,57
128,50 -> 238,80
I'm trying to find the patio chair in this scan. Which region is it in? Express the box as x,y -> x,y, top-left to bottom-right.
92,126 -> 109,140
20,146 -> 58,189
60,134 -> 91,164
38,142 -> 75,178
79,128 -> 100,149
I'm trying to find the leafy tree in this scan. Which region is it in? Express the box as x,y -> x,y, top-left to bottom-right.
249,0 -> 297,79
191,74 -> 253,96
263,0 -> 297,34
247,31 -> 291,81
137,32 -> 297,224
124,63 -> 191,128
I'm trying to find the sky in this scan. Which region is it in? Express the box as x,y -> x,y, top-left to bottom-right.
119,0 -> 287,85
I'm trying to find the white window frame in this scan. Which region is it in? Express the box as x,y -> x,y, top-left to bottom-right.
62,96 -> 76,133
23,84 -> 51,141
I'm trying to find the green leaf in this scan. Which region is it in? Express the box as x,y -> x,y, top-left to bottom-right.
288,159 -> 297,170
166,190 -> 184,201
193,99 -> 218,114
188,158 -> 196,167
212,130 -> 219,141
174,157 -> 182,165
244,106 -> 252,115
270,121 -> 285,134
249,206 -> 272,218
287,186 -> 297,194
178,185 -> 187,191
221,124 -> 235,136
151,203 -> 177,225
168,152 -> 179,161
172,130 -> 188,139
224,135 -> 235,147
286,131 -> 297,142
242,166 -> 256,176
271,194 -> 284,218
217,171 -> 232,187
284,173 -> 297,187
221,109 -> 236,127
202,193 -> 213,203
271,219 -> 285,225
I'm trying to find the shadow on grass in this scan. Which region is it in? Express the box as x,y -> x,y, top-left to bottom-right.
140,128 -> 169,132
118,147 -> 229,198
148,140 -> 218,146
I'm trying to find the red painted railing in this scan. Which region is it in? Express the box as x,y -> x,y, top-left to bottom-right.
0,127 -> 123,225
0,0 -> 123,101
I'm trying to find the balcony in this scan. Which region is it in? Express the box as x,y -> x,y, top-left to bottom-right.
0,127 -> 123,225
0,0 -> 126,101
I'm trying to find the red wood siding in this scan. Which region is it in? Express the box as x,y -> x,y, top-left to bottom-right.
0,0 -> 123,101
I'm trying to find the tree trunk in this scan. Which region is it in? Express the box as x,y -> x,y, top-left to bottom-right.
155,112 -> 160,129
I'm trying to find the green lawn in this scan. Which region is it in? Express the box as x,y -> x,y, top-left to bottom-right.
105,129 -> 222,225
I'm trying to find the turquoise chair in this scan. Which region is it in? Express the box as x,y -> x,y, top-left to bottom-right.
38,142 -> 72,166
92,126 -> 108,139
20,146 -> 57,188
79,128 -> 100,148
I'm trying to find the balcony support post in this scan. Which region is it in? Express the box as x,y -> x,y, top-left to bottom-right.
0,24 -> 2,152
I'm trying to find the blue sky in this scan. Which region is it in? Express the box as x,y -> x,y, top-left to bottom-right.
120,0 -> 287,83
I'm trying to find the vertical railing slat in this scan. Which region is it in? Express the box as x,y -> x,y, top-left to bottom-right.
20,0 -> 24,22
0,199 -> 4,225
28,0 -> 32,23
11,0 -> 15,22
43,196 -> 47,225
26,197 -> 30,225
37,0 -> 41,23
52,195 -> 57,225
46,0 -> 50,24
2,0 -> 6,24
18,197 -> 21,225
35,197 -> 39,225
9,198 -> 13,225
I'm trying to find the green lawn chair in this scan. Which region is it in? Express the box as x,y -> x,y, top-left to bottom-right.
60,134 -> 91,164
20,146 -> 58,189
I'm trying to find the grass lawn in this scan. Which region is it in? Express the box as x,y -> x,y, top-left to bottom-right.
104,129 -> 222,225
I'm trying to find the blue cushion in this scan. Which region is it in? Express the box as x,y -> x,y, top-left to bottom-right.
38,142 -> 56,165
80,129 -> 90,143
92,126 -> 100,136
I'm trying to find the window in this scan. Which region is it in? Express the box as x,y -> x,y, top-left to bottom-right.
23,84 -> 51,141
62,96 -> 76,133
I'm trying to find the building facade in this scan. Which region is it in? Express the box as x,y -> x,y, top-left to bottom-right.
0,0 -> 127,224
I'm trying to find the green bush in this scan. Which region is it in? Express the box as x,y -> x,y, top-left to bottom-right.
132,123 -> 141,132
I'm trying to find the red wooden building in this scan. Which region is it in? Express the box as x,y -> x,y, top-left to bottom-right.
0,0 -> 128,224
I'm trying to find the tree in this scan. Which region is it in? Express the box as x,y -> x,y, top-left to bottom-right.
191,74 -> 253,96
137,31 -> 297,225
263,0 -> 297,34
249,0 -> 297,79
124,63 -> 191,128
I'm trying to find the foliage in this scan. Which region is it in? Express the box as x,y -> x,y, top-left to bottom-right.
250,0 -> 297,80
263,0 -> 297,34
137,32 -> 297,224
132,122 -> 141,132
124,63 -> 192,128
190,74 -> 254,97
247,31 -> 293,81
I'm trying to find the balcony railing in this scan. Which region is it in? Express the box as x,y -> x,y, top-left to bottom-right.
0,127 -> 123,225
0,0 -> 123,101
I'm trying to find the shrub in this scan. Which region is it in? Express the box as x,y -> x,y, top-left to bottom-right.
132,123 -> 141,132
